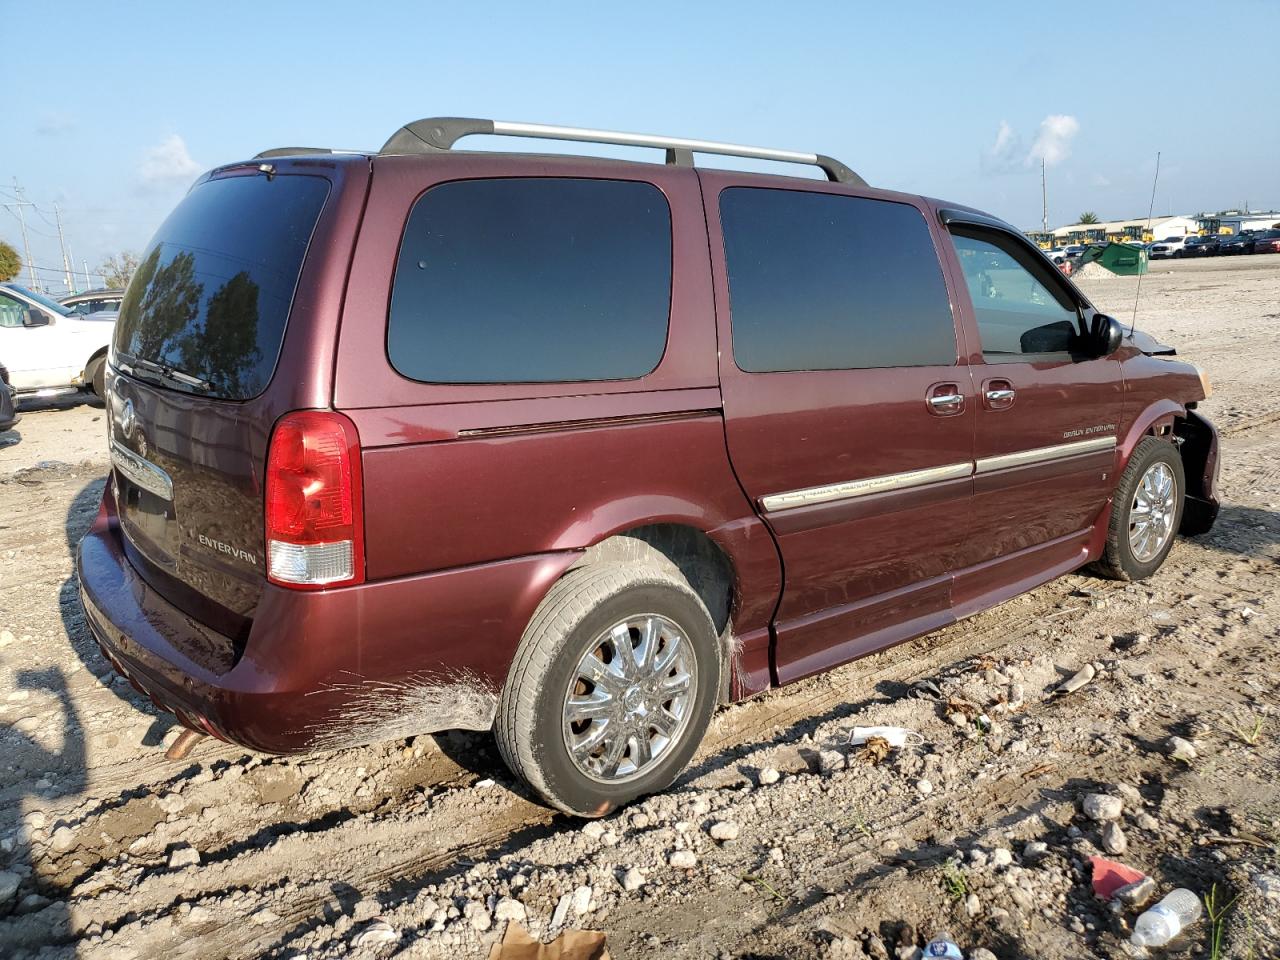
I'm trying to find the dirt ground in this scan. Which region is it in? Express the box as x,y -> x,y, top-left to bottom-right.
0,255 -> 1276,960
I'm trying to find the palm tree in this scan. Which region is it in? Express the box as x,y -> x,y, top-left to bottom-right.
1078,212 -> 1099,224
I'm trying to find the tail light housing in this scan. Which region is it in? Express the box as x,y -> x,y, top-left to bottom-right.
265,410 -> 365,588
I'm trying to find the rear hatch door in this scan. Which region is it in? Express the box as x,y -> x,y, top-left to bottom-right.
107,168 -> 336,651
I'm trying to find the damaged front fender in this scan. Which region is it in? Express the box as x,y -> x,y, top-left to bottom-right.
1176,410 -> 1221,536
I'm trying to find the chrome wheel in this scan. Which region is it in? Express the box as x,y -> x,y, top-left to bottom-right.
562,614 -> 696,784
1128,461 -> 1178,562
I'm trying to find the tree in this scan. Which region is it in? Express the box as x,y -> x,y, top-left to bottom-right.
0,240 -> 21,282
98,251 -> 141,289
1078,212 -> 1100,225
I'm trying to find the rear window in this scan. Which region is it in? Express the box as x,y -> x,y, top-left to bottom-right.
387,178 -> 672,384
113,173 -> 330,400
719,187 -> 955,372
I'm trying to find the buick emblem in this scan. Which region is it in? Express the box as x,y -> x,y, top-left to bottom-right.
121,399 -> 138,440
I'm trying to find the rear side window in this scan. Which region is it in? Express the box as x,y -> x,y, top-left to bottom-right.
388,178 -> 672,384
950,230 -> 1081,359
719,188 -> 956,372
114,174 -> 330,400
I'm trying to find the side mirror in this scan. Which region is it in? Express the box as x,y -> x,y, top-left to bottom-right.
22,309 -> 50,328
1089,314 -> 1124,357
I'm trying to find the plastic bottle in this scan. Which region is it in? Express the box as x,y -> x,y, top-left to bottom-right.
924,931 -> 963,959
1130,889 -> 1203,947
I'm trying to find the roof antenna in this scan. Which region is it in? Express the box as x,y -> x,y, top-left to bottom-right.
1130,150 -> 1160,336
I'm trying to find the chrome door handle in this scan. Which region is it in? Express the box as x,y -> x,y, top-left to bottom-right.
985,388 -> 1016,402
928,393 -> 964,409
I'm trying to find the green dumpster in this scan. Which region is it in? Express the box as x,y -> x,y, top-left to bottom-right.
1078,241 -> 1148,276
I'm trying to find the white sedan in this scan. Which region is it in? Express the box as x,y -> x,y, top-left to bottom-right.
0,282 -> 115,398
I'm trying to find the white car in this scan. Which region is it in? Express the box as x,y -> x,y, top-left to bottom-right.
1148,236 -> 1191,259
0,282 -> 115,398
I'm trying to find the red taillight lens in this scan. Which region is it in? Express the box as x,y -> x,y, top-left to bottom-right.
265,410 -> 364,588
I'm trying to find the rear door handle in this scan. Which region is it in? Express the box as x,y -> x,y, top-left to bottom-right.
985,388 -> 1015,402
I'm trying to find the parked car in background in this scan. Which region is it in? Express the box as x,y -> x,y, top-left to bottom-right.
0,282 -> 114,397
1251,229 -> 1280,254
77,116 -> 1220,817
0,363 -> 19,432
1149,236 -> 1192,259
1182,235 -> 1221,257
1063,244 -> 1085,258
61,288 -> 126,317
1217,233 -> 1256,256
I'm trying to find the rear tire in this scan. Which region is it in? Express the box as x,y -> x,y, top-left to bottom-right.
1092,437 -> 1185,581
495,562 -> 721,817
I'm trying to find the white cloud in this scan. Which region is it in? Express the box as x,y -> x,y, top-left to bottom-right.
983,120 -> 1024,174
138,135 -> 202,187
1026,114 -> 1080,168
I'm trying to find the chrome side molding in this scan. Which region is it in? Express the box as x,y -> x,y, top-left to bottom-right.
975,435 -> 1116,474
110,440 -> 174,500
761,462 -> 972,512
761,435 -> 1118,513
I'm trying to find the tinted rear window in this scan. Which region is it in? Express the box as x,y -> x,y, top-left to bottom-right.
719,188 -> 956,372
387,178 -> 671,384
113,174 -> 330,400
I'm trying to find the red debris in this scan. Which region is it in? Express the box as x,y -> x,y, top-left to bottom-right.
1090,856 -> 1146,900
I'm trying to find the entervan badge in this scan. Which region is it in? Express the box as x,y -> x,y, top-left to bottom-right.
121,399 -> 138,440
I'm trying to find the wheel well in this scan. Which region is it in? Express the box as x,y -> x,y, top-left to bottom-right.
1174,411 -> 1219,535
577,524 -> 735,637
84,346 -> 108,375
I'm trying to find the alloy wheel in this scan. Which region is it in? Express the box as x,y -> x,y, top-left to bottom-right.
1128,461 -> 1178,562
562,614 -> 696,783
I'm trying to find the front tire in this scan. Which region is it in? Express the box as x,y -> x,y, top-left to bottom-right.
495,562 -> 721,817
1092,437 -> 1185,580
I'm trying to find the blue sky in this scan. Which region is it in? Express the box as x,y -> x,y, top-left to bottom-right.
4,0 -> 1278,292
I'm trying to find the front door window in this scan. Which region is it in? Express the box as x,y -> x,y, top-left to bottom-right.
951,232 -> 1082,359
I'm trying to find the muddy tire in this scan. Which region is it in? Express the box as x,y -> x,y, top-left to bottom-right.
495,562 -> 720,817
1092,436 -> 1185,581
86,355 -> 107,399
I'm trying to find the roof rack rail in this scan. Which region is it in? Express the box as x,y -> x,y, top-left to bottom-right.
378,117 -> 866,186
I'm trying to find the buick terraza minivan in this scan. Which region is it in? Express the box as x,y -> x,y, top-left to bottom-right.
79,117 -> 1220,815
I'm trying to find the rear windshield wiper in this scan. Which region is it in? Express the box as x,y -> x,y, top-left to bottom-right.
117,355 -> 214,394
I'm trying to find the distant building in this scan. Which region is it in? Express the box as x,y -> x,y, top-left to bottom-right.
1041,215 -> 1198,247
1196,212 -> 1280,234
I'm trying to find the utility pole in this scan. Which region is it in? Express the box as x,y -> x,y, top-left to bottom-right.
4,180 -> 38,290
1041,158 -> 1048,236
65,239 -> 77,295
53,201 -> 74,294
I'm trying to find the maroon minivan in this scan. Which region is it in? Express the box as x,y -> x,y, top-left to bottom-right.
78,118 -> 1220,816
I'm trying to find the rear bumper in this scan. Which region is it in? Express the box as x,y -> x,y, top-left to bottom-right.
77,492 -> 577,753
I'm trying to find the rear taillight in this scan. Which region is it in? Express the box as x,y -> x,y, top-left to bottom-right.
265,410 -> 365,589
